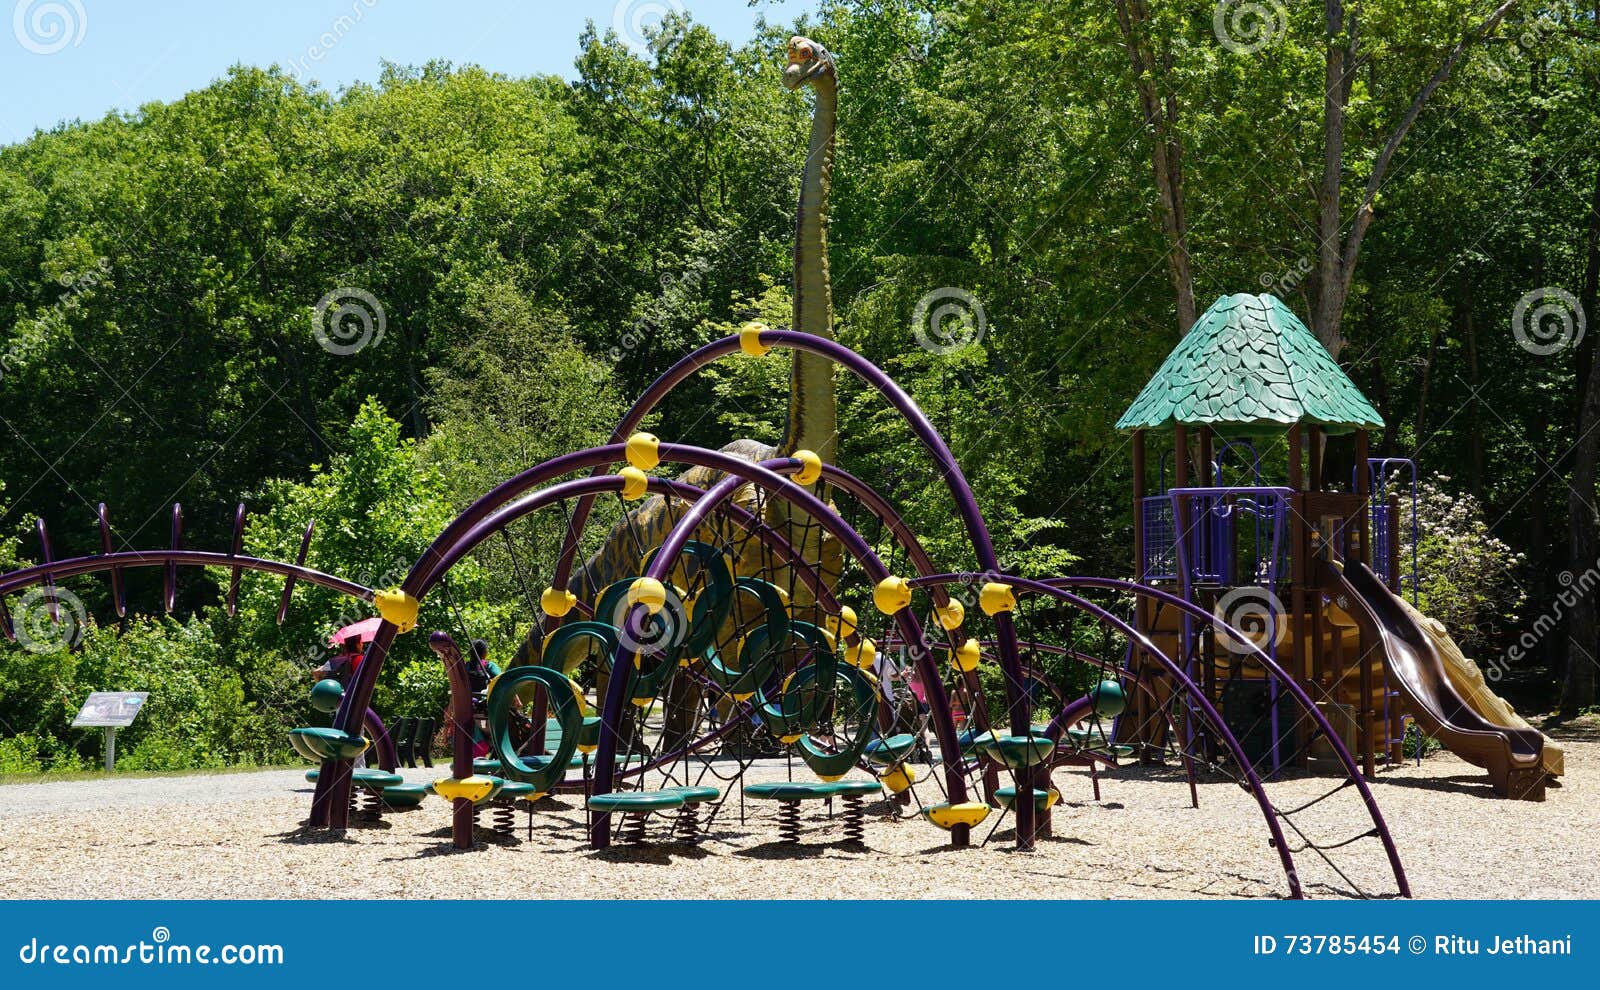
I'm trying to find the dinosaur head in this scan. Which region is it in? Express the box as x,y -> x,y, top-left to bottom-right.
783,36 -> 835,90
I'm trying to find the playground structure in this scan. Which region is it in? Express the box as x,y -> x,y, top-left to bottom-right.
0,37 -> 1564,903
1119,293 -> 1561,801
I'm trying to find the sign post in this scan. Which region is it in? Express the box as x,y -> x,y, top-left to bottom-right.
71,692 -> 148,773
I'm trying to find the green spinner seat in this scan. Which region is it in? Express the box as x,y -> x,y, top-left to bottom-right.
588,790 -> 688,813
660,785 -> 721,803
289,727 -> 370,761
1065,727 -> 1136,758
863,733 -> 917,766
304,767 -> 401,790
380,783 -> 428,809
304,766 -> 405,819
956,728 -> 997,755
993,786 -> 1059,812
745,780 -> 872,845
976,733 -> 1057,769
472,758 -> 502,774
588,789 -> 689,845
743,780 -> 839,802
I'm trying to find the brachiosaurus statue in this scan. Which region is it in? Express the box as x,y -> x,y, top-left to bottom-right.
563,36 -> 842,610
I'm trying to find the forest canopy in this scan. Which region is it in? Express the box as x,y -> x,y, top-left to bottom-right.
2,0 -> 1598,769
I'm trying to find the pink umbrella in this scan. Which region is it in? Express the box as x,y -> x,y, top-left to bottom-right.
328,616 -> 383,650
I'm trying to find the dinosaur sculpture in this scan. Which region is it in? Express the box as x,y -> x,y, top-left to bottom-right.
564,36 -> 842,610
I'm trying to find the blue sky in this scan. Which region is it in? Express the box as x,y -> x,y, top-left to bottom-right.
2,0 -> 802,145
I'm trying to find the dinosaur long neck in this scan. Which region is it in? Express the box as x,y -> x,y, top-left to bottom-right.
779,75 -> 837,461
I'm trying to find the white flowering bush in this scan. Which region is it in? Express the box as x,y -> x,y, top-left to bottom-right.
1405,478 -> 1524,655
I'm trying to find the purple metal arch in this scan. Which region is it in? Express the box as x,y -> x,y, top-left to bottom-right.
544,329 -> 1042,843
0,550 -> 375,603
590,455 -> 976,849
314,445 -> 972,839
903,572 -> 1307,896
908,572 -> 1411,899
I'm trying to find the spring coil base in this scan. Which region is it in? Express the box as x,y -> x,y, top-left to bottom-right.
621,813 -> 650,844
776,801 -> 801,844
674,802 -> 702,843
841,794 -> 866,844
490,800 -> 515,837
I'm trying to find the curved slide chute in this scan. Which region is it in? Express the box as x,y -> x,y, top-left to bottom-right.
1325,558 -> 1552,800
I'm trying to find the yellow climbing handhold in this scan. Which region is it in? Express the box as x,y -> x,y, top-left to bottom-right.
873,576 -> 912,615
845,637 -> 876,670
374,588 -> 420,634
625,432 -> 661,471
924,802 -> 990,830
540,586 -> 577,617
618,465 -> 650,501
979,581 -> 1017,616
934,598 -> 965,630
739,321 -> 771,356
433,775 -> 497,803
954,637 -> 982,672
792,449 -> 822,485
880,764 -> 916,794
827,605 -> 857,640
627,577 -> 668,614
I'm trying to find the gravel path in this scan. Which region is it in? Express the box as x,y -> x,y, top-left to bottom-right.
2,742 -> 1593,900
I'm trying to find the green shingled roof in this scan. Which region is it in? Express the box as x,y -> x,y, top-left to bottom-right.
1116,293 -> 1383,435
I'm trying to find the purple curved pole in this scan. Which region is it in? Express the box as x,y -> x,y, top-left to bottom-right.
545,330 -> 1039,843
315,448 -> 953,828
590,455 -> 975,848
0,550 -> 375,602
908,572 -> 1410,899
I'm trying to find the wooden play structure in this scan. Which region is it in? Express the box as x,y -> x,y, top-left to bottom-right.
1119,293 -> 1558,800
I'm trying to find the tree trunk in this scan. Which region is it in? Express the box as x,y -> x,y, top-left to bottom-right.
1562,161 -> 1600,715
1115,0 -> 1195,333
1312,0 -> 1520,356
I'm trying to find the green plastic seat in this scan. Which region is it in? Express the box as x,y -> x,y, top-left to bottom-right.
826,779 -> 883,797
494,780 -> 538,799
993,786 -> 1057,812
976,733 -> 1056,769
743,781 -> 839,802
956,728 -> 997,754
381,783 -> 428,808
472,758 -> 502,774
660,785 -> 720,804
587,790 -> 687,814
577,717 -> 603,749
289,727 -> 369,760
863,734 -> 917,766
306,767 -> 399,788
